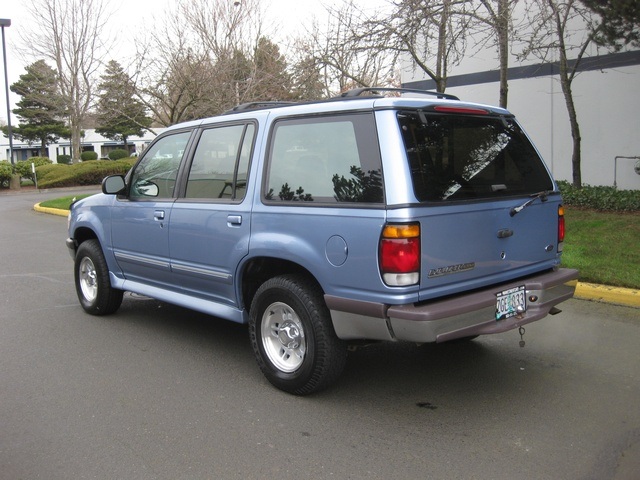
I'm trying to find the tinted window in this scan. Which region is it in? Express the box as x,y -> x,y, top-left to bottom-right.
265,113 -> 383,203
185,123 -> 255,200
398,111 -> 554,202
129,131 -> 191,199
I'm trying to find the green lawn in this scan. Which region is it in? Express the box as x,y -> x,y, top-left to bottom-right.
562,208 -> 640,289
40,195 -> 639,289
39,194 -> 94,210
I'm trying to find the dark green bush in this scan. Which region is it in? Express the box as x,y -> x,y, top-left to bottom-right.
15,157 -> 53,183
36,159 -> 134,188
108,149 -> 129,160
57,154 -> 72,165
81,151 -> 99,161
558,181 -> 640,212
0,161 -> 13,187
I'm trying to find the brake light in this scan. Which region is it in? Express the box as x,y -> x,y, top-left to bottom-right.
380,223 -> 420,286
433,105 -> 489,115
558,205 -> 566,250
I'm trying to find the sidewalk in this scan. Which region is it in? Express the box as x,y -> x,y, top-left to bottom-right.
24,188 -> 640,310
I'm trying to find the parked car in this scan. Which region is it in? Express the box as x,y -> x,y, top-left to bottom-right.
67,87 -> 579,395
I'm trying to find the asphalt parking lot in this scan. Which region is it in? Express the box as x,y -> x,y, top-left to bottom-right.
1,188 -> 639,480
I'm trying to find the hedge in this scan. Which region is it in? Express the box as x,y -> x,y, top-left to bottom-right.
35,159 -> 135,188
0,161 -> 13,186
14,157 -> 53,183
557,181 -> 640,212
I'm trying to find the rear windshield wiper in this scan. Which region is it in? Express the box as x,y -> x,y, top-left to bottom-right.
510,190 -> 552,217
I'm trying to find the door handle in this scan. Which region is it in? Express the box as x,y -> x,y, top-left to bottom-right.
154,210 -> 165,220
227,215 -> 242,226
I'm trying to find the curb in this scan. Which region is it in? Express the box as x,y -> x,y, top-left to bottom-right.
33,203 -> 70,217
33,203 -> 639,309
574,282 -> 640,309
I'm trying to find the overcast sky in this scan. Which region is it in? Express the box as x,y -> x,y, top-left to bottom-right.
1,0 -> 382,124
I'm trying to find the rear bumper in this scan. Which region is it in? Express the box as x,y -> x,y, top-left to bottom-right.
326,268 -> 579,343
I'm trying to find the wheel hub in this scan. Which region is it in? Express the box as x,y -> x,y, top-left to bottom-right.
261,302 -> 307,373
277,320 -> 301,349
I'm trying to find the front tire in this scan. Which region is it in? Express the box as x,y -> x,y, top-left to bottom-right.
249,275 -> 347,395
74,239 -> 123,315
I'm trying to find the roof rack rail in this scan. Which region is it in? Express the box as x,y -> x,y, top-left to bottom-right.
224,101 -> 296,114
340,87 -> 459,101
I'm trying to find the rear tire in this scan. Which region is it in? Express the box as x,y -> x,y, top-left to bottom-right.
74,239 -> 123,315
249,275 -> 347,395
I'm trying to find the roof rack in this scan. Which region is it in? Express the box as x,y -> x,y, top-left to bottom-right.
224,101 -> 296,114
340,87 -> 459,101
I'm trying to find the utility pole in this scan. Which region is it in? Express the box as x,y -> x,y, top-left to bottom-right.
1,18 -> 14,164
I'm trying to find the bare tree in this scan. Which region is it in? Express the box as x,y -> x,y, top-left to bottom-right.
132,0 -> 296,122
362,0 -> 473,93
469,0 -> 519,107
22,0 -> 111,162
522,0 -> 609,188
293,0 -> 398,97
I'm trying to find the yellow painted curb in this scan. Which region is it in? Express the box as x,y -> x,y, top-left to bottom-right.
575,282 -> 640,308
33,203 -> 69,217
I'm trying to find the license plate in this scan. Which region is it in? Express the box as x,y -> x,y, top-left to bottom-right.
496,285 -> 526,321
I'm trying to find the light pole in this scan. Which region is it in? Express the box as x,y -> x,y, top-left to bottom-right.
1,18 -> 13,165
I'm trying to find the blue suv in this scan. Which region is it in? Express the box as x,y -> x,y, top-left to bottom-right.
67,88 -> 579,394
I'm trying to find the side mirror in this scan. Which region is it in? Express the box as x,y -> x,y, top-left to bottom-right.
102,175 -> 126,195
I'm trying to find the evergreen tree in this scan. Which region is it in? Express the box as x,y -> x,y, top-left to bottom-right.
8,60 -> 69,157
96,60 -> 152,150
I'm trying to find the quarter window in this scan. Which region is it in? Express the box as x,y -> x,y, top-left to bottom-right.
265,114 -> 383,204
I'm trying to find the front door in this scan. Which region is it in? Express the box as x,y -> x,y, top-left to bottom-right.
110,130 -> 192,289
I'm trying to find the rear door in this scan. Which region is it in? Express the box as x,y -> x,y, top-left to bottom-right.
167,122 -> 256,309
395,108 -> 560,300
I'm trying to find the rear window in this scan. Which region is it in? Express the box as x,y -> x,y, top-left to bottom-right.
398,110 -> 554,202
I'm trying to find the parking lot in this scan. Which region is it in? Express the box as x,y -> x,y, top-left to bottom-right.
1,189 -> 639,480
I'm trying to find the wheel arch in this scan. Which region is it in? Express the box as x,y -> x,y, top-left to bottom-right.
239,256 -> 323,315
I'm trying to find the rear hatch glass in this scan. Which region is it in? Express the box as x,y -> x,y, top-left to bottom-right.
397,109 -> 559,298
398,109 -> 553,202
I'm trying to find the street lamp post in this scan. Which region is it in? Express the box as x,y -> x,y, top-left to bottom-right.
1,18 -> 14,165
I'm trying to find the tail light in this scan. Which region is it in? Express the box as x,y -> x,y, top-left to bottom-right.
379,223 -> 420,286
558,205 -> 566,251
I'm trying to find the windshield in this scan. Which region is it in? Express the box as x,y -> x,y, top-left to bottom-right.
397,110 -> 554,202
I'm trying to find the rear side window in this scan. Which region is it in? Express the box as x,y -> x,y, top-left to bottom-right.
398,111 -> 554,202
265,113 -> 383,204
185,123 -> 255,200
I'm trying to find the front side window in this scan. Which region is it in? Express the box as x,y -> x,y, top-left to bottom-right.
398,111 -> 554,202
265,113 -> 383,204
185,123 -> 255,200
129,131 -> 191,199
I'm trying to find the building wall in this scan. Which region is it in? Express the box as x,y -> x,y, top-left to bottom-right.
402,52 -> 640,190
1,128 -> 162,163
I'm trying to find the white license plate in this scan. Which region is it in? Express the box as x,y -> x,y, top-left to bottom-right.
496,285 -> 526,321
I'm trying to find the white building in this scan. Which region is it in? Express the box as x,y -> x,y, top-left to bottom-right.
401,43 -> 640,190
1,128 -> 162,163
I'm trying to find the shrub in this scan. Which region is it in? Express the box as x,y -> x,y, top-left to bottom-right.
36,159 -> 134,188
14,157 -> 53,183
81,151 -> 99,161
56,154 -> 72,165
558,181 -> 640,212
0,161 -> 13,187
108,149 -> 129,160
